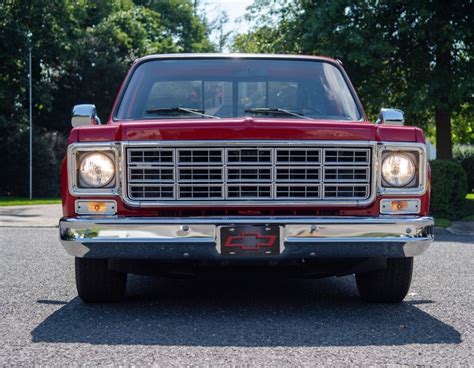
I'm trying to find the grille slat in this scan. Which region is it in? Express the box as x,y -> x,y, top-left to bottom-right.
227,167 -> 272,182
178,149 -> 223,165
228,185 -> 272,199
324,149 -> 370,165
129,149 -> 174,164
324,184 -> 369,199
178,167 -> 223,182
276,168 -> 320,182
126,145 -> 372,202
179,185 -> 223,199
129,184 -> 174,199
227,148 -> 272,164
276,184 -> 320,199
323,167 -> 369,182
129,167 -> 174,182
276,148 -> 321,164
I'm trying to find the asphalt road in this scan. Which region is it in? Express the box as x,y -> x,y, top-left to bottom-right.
0,204 -> 62,227
0,228 -> 472,365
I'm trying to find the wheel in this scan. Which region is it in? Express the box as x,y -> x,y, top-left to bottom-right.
355,257 -> 413,303
75,258 -> 127,302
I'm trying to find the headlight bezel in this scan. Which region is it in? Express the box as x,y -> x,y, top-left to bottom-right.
377,144 -> 427,195
68,143 -> 120,196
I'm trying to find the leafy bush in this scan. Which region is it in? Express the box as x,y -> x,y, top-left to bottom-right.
453,144 -> 474,158
430,160 -> 468,219
453,145 -> 474,193
459,156 -> 474,193
0,119 -> 63,197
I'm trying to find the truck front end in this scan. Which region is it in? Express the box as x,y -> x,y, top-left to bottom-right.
59,55 -> 433,302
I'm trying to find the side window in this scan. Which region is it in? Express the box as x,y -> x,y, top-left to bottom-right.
320,63 -> 359,120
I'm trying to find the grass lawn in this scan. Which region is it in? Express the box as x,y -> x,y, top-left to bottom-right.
434,218 -> 451,228
435,193 -> 474,225
0,197 -> 61,206
462,192 -> 474,220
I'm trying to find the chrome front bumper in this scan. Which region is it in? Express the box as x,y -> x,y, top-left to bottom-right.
59,216 -> 434,260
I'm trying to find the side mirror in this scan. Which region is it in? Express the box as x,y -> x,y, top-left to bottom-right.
375,108 -> 405,125
71,104 -> 102,127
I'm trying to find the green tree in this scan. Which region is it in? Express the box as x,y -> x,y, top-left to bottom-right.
234,0 -> 474,158
0,0 -> 214,196
50,6 -> 182,128
210,10 -> 231,52
452,104 -> 474,144
0,0 -> 77,196
49,1 -> 214,131
134,0 -> 214,52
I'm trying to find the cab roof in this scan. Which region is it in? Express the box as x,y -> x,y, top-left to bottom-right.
133,53 -> 341,66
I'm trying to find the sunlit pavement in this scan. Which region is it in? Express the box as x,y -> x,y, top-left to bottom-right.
0,227 -> 472,365
0,204 -> 61,227
447,221 -> 474,236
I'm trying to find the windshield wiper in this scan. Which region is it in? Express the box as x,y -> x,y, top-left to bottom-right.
145,107 -> 220,119
244,107 -> 313,120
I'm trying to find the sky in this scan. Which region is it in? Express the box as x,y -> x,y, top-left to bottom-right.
202,0 -> 255,50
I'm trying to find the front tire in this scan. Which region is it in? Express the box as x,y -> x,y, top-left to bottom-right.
75,258 -> 127,303
356,257 -> 413,303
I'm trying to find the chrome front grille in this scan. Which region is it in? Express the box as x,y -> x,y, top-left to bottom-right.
126,143 -> 372,204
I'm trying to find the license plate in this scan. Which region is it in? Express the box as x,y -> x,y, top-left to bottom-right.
219,225 -> 280,256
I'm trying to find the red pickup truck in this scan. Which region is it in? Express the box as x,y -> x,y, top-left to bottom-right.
59,54 -> 433,303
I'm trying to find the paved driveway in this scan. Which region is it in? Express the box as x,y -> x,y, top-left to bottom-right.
0,227 -> 472,365
0,204 -> 62,227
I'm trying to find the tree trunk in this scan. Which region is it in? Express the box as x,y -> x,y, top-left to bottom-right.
435,109 -> 452,160
432,1 -> 453,160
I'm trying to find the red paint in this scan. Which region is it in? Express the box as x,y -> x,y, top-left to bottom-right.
63,122 -> 431,219
61,189 -> 430,218
70,118 -> 422,143
62,54 -> 431,218
224,233 -> 277,250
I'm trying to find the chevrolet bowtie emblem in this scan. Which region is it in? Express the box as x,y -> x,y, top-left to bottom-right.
223,232 -> 277,250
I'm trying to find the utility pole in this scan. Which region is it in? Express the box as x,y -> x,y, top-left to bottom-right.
27,32 -> 32,199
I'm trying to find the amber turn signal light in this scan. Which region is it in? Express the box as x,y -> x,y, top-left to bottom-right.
391,200 -> 408,211
75,200 -> 117,215
88,202 -> 107,213
380,199 -> 420,214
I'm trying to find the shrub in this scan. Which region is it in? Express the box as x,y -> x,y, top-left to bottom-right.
0,123 -> 62,198
454,145 -> 474,193
430,160 -> 468,219
453,144 -> 474,159
459,156 -> 474,193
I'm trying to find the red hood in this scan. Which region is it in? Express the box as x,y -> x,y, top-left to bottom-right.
69,118 -> 426,143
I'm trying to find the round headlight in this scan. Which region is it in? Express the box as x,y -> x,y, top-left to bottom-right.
79,152 -> 115,188
381,153 -> 416,187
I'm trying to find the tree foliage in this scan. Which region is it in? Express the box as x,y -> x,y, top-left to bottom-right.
0,0 -> 214,197
233,0 -> 474,158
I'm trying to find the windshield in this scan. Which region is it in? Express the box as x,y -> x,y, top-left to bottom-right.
115,58 -> 362,121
